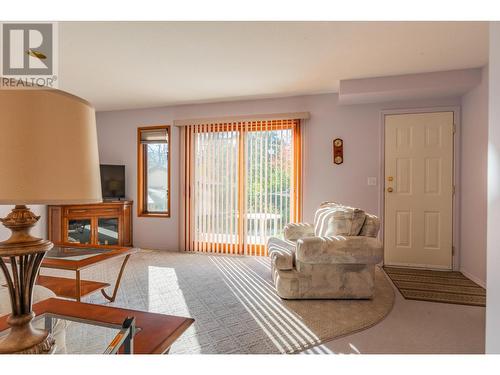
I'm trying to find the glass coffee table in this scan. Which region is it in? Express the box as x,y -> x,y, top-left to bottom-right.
0,298 -> 194,354
37,245 -> 139,302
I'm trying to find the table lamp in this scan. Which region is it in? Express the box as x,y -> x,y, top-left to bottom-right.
0,88 -> 102,354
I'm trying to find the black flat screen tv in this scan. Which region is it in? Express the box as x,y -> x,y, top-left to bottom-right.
100,164 -> 126,200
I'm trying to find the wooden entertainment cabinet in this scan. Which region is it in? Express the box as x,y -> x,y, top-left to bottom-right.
48,201 -> 133,247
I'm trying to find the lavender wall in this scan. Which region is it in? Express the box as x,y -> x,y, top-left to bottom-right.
460,66 -> 489,287
96,93 -> 463,251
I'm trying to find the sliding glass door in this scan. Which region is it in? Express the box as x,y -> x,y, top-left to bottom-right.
193,125 -> 240,253
183,119 -> 302,256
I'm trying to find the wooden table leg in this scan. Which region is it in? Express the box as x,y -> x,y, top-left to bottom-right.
76,270 -> 81,302
101,254 -> 131,303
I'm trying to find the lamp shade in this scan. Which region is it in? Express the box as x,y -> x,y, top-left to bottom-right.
0,89 -> 102,204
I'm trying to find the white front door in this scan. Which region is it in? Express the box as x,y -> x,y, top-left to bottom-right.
384,112 -> 454,270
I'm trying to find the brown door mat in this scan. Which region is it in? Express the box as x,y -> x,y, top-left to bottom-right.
383,266 -> 485,307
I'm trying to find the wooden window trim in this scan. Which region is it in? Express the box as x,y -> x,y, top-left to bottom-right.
137,125 -> 171,218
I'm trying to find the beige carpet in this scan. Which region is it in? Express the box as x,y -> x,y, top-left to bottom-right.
41,250 -> 394,354
383,266 -> 486,307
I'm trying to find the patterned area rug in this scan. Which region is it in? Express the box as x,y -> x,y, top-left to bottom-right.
40,250 -> 395,354
383,266 -> 486,307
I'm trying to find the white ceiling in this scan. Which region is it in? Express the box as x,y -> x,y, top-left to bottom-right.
57,22 -> 489,111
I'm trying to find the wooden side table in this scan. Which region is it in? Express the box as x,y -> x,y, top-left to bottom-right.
36,246 -> 139,302
0,298 -> 194,354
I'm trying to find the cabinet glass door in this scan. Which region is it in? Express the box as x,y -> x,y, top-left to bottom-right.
67,219 -> 92,244
97,217 -> 119,246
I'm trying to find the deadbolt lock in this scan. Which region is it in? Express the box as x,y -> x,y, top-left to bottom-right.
387,176 -> 394,182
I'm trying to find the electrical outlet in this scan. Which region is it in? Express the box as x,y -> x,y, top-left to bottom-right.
367,177 -> 377,186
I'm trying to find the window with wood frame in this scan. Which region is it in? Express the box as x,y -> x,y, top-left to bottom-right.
137,126 -> 171,217
182,119 -> 302,256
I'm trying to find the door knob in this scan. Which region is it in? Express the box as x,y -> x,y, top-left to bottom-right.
387,187 -> 393,193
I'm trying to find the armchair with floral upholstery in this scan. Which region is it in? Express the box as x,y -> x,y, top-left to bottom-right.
267,201 -> 383,299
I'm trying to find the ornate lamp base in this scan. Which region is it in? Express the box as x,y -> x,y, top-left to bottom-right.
0,313 -> 55,354
0,205 -> 55,354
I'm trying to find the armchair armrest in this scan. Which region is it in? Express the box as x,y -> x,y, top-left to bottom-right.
296,236 -> 383,265
283,223 -> 314,241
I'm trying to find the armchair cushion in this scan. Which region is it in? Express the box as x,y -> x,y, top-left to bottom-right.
314,202 -> 366,237
359,213 -> 380,238
267,237 -> 295,270
296,236 -> 383,265
283,222 -> 314,241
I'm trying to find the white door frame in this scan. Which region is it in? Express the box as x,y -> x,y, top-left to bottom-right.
378,106 -> 461,271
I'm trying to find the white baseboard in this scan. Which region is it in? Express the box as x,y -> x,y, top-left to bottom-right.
460,268 -> 486,289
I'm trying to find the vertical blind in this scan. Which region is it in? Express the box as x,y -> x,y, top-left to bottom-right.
182,119 -> 302,256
